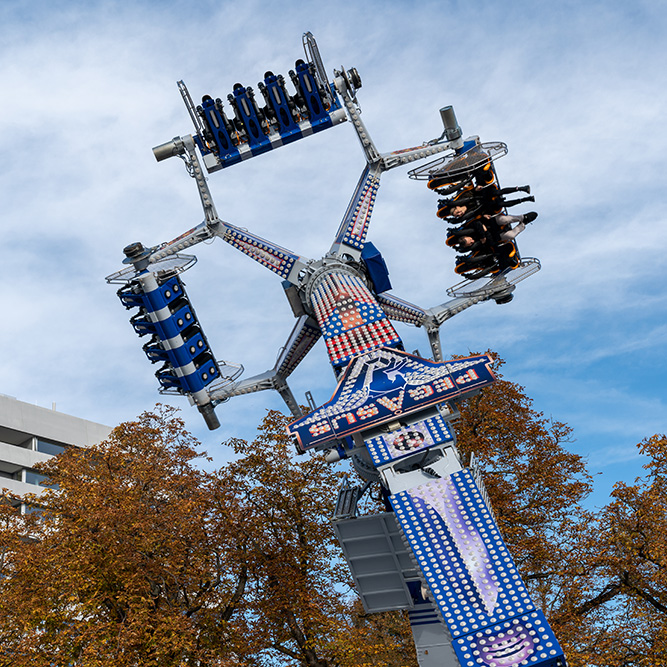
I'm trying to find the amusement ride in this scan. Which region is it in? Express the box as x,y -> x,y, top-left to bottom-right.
107,33 -> 565,667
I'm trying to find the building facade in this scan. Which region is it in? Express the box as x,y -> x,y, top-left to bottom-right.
0,394 -> 111,505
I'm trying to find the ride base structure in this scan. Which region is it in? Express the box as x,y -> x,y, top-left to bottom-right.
107,34 -> 564,667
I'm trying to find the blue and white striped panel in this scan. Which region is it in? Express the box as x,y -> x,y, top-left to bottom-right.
365,415 -> 454,466
391,469 -> 536,638
139,276 -> 219,393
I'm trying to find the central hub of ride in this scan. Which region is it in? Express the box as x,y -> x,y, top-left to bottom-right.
305,261 -> 402,372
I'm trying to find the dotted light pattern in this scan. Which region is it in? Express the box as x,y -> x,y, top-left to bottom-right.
334,171 -> 380,250
453,610 -> 566,667
377,293 -> 429,326
310,272 -> 401,367
391,470 -> 537,638
287,350 -> 495,451
275,320 -> 321,377
222,227 -> 299,279
365,414 -> 453,465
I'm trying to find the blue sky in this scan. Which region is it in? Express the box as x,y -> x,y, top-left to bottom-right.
1,0 -> 665,506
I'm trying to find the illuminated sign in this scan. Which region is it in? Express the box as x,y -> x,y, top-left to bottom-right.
288,348 -> 495,451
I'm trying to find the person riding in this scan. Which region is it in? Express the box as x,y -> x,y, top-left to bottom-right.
437,188 -> 534,221
447,218 -> 491,253
450,211 -> 537,247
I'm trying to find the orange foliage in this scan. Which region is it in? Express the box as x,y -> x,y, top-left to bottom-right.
0,406 -> 247,666
1,358 -> 666,667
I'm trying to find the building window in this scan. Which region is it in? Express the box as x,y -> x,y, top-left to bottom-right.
35,439 -> 67,457
23,504 -> 45,517
24,469 -> 58,489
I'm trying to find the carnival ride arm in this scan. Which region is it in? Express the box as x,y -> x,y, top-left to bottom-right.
329,163 -> 382,259
150,134 -> 314,282
375,291 -> 487,362
376,287 -> 521,363
207,314 -> 321,419
376,292 -> 430,327
212,222 -> 311,283
330,71 -> 467,261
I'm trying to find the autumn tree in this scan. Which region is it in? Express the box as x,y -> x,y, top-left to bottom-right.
0,406 -> 418,667
0,494 -> 42,662
216,410 -> 417,667
327,599 -> 418,667
5,356 -> 665,667
214,410 -> 347,667
553,434 -> 667,667
0,406 -> 248,667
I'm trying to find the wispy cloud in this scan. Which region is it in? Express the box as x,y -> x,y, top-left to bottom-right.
0,1 -> 665,499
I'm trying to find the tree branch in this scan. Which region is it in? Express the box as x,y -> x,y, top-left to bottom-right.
220,565 -> 248,622
574,581 -> 623,616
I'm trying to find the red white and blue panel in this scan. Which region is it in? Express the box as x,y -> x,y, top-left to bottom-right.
310,271 -> 401,369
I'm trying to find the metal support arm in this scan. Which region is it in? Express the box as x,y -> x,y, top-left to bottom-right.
208,314 -> 320,419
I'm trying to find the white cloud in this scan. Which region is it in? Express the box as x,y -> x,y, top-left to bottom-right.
0,0 -> 665,499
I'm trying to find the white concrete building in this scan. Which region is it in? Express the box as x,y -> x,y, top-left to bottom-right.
0,394 -> 111,505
